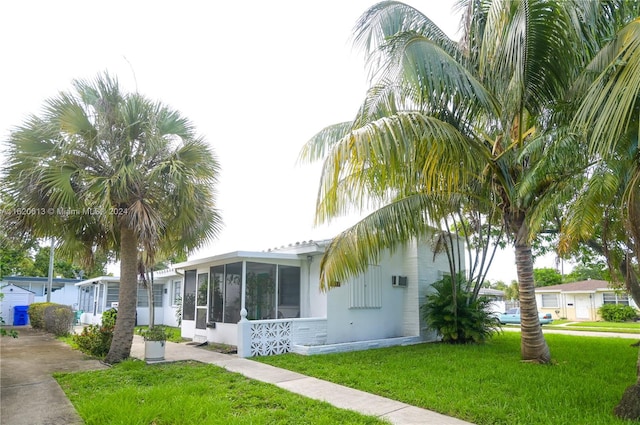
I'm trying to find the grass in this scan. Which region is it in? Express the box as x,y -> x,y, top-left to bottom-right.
255,333 -> 639,425
55,360 -> 387,425
546,321 -> 640,334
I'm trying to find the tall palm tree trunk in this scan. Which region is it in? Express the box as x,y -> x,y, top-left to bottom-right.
514,241 -> 551,363
508,212 -> 551,364
105,225 -> 138,364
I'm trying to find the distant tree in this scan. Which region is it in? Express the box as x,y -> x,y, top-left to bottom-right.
533,268 -> 562,287
564,264 -> 608,283
504,281 -> 519,301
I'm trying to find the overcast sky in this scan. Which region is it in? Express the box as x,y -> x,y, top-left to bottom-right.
0,1 -> 547,282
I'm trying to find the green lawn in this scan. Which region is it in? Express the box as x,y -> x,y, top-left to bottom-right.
55,360 -> 386,425
545,321 -> 640,334
255,333 -> 639,425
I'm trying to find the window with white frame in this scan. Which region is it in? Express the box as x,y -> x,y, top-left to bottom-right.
603,292 -> 630,306
137,283 -> 163,307
541,293 -> 558,308
349,265 -> 382,309
172,280 -> 182,306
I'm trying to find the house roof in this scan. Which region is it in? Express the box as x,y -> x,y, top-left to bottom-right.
535,280 -> 611,293
75,276 -> 120,286
173,240 -> 331,270
0,283 -> 36,294
2,276 -> 82,284
479,288 -> 505,297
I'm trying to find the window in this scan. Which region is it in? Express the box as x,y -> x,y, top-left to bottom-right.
541,293 -> 558,308
183,270 -> 197,321
278,265 -> 300,318
224,262 -> 242,323
209,266 -> 224,322
349,265 -> 382,309
603,292 -> 630,306
172,280 -> 181,306
245,263 -> 276,320
106,283 -> 119,307
136,283 -> 163,307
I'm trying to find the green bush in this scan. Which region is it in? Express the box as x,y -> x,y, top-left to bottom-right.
598,304 -> 638,322
72,308 -> 117,357
43,304 -> 75,337
101,308 -> 117,328
422,274 -> 501,344
28,302 -> 55,329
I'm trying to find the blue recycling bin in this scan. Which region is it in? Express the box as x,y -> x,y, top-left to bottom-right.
13,305 -> 29,326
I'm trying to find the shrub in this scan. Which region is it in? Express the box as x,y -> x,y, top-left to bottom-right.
73,325 -> 114,357
72,308 -> 117,358
598,304 -> 638,322
101,308 -> 117,328
43,304 -> 75,337
422,274 -> 501,344
28,302 -> 55,329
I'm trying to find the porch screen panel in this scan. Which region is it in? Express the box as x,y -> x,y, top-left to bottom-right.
183,270 -> 197,321
278,265 -> 301,318
349,265 -> 382,309
209,266 -> 224,322
224,262 -> 242,323
97,284 -> 104,313
245,262 -> 276,320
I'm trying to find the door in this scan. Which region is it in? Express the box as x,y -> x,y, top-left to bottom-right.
194,272 -> 209,342
574,295 -> 591,320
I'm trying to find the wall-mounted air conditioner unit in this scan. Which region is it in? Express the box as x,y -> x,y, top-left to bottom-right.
392,275 -> 408,287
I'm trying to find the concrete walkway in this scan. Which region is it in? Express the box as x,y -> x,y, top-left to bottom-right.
1,326 -> 473,425
130,336 -> 474,425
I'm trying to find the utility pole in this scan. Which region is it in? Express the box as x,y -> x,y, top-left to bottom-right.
46,238 -> 54,302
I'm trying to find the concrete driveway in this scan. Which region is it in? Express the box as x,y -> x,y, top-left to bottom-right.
0,326 -> 108,425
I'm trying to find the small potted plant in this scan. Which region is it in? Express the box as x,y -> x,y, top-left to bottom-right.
141,326 -> 168,361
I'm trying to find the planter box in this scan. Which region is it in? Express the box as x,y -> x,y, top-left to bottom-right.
144,340 -> 165,361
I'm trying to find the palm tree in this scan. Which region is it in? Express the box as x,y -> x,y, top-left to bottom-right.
565,16 -> 640,420
1,73 -> 222,364
300,0 -> 618,363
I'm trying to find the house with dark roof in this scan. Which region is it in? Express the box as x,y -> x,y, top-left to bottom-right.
535,280 -> 638,321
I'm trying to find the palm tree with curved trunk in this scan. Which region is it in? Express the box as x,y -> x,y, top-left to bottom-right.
1,73 -> 222,364
300,0 -> 627,363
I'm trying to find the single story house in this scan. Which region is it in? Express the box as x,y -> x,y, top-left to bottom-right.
0,284 -> 36,325
1,276 -> 82,307
75,269 -> 182,327
173,238 -> 461,357
479,287 -> 506,315
535,279 -> 639,321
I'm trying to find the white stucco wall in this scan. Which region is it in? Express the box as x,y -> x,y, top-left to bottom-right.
324,248 -> 408,344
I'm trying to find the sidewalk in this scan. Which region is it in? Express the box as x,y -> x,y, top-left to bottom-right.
130,336 -> 474,425
1,326 -> 473,425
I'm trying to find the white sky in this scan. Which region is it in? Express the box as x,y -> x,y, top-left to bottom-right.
0,0 -> 554,282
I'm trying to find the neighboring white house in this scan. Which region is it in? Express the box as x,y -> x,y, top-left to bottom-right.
479,287 -> 506,315
173,238 -> 461,357
0,276 -> 82,306
535,279 -> 639,321
0,284 -> 36,325
75,268 -> 182,327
